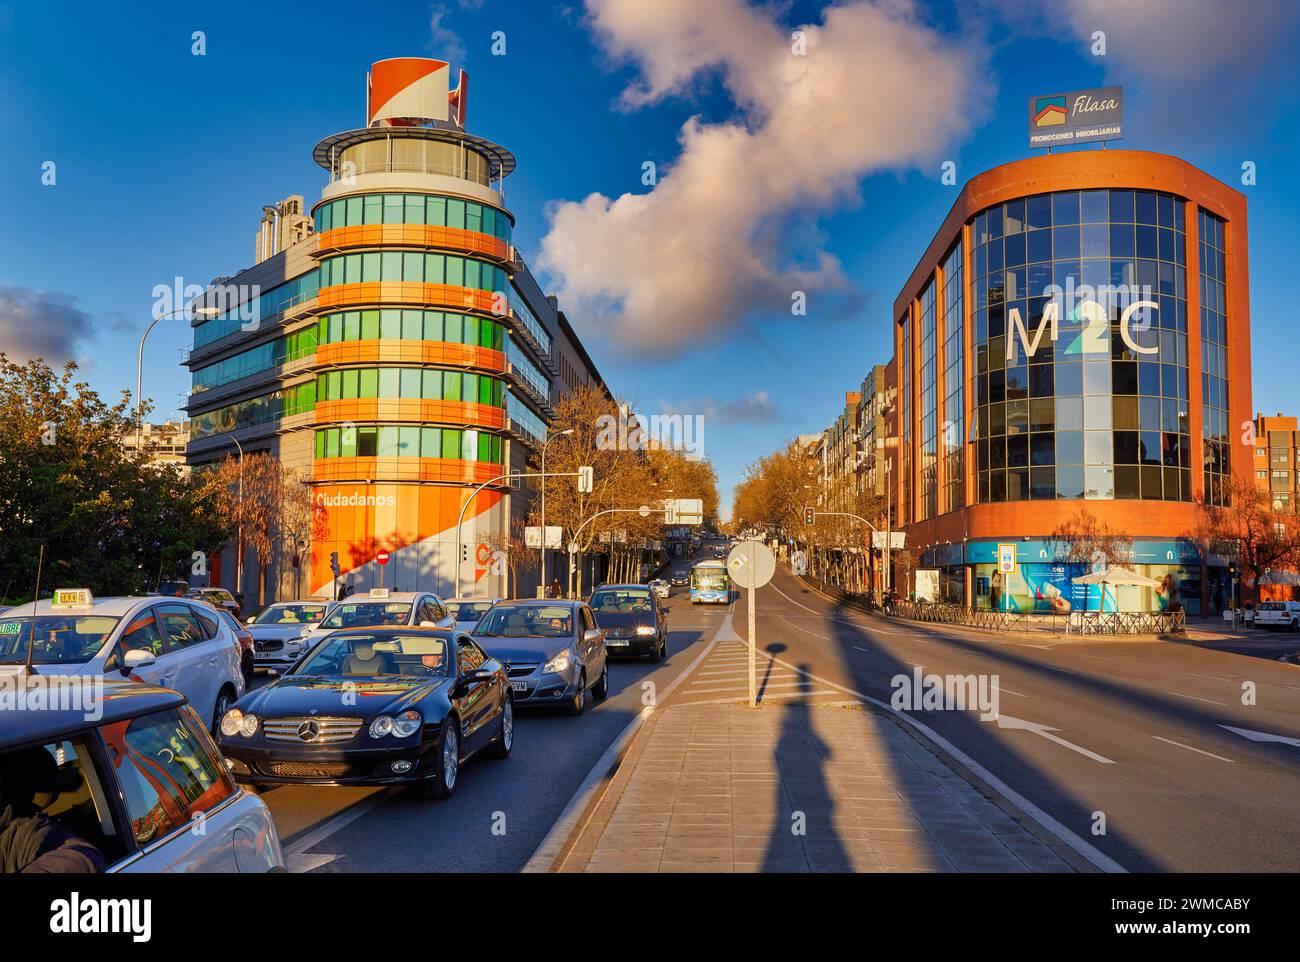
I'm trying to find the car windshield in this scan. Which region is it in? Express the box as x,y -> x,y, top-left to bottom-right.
448,602 -> 492,621
1261,602 -> 1283,611
0,615 -> 120,665
475,605 -> 573,638
321,602 -> 412,628
294,633 -> 449,677
590,589 -> 653,613
254,603 -> 329,625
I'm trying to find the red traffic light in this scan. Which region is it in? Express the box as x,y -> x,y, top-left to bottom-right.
376,549 -> 391,565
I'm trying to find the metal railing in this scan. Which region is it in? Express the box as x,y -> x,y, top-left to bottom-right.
889,601 -> 1186,636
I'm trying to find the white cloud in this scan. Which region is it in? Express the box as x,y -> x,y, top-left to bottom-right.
539,0 -> 991,354
428,4 -> 467,66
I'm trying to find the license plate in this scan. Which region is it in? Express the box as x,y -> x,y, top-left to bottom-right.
607,639 -> 630,647
510,681 -> 528,692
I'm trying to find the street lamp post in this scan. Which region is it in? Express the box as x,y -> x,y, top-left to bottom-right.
539,428 -> 574,597
229,435 -> 245,598
455,469 -> 582,599
135,305 -> 218,451
860,450 -> 892,602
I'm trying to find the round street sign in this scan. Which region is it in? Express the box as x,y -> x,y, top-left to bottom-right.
727,539 -> 775,590
376,549 -> 391,566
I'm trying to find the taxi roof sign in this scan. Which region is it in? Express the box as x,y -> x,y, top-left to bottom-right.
369,588 -> 391,600
51,588 -> 94,609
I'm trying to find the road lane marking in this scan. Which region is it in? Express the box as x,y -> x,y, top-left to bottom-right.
686,680 -> 821,695
1166,691 -> 1229,707
994,714 -> 1116,764
1218,724 -> 1300,749
284,789 -> 396,873
680,689 -> 843,706
1150,735 -> 1235,763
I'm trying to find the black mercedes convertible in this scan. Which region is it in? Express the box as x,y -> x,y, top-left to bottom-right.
217,626 -> 512,799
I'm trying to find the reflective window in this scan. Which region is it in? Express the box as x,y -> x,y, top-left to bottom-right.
973,189 -> 1191,503
318,252 -> 508,295
104,708 -> 235,847
316,193 -> 511,242
313,425 -> 504,463
1199,208 -> 1230,505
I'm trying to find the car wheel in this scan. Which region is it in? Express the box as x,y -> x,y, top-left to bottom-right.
592,661 -> 609,701
211,685 -> 236,734
485,696 -> 513,759
415,722 -> 459,800
565,672 -> 587,716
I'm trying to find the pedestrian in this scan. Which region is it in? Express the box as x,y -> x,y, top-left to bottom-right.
549,578 -> 562,599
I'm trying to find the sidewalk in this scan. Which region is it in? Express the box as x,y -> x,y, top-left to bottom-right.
554,700 -> 1081,873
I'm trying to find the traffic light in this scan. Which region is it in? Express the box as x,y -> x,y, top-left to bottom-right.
329,551 -> 340,576
462,543 -> 471,564
804,506 -> 815,526
577,465 -> 594,493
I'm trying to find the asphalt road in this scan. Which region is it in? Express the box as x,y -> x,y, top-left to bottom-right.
716,564 -> 1300,872
255,563 -> 730,872
254,548 -> 1300,872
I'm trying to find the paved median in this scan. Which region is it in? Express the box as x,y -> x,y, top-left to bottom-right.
555,700 -> 1079,873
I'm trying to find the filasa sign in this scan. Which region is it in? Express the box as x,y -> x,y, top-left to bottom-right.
1028,86 -> 1123,148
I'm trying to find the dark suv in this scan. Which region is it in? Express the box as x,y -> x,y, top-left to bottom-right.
588,584 -> 668,662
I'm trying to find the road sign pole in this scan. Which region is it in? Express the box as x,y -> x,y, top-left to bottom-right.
748,541 -> 757,709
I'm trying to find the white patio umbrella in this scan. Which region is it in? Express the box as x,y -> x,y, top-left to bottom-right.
1071,567 -> 1162,611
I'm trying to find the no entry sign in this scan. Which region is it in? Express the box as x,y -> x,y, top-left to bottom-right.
376,549 -> 391,566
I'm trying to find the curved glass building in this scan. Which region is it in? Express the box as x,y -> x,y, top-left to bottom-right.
892,151 -> 1250,614
185,58 -> 600,601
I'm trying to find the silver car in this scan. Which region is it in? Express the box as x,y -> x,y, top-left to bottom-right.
0,675 -> 283,873
0,590 -> 246,733
472,600 -> 608,716
246,600 -> 334,670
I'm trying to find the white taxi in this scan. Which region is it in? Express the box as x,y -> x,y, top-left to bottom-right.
298,588 -> 456,647
0,589 -> 246,733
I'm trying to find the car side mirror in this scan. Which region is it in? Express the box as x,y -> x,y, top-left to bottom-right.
453,667 -> 493,694
583,628 -> 602,644
122,648 -> 156,673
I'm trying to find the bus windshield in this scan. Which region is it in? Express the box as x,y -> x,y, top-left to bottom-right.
691,567 -> 728,591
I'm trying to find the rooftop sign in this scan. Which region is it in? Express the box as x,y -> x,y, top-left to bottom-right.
1028,86 -> 1123,149
367,57 -> 469,128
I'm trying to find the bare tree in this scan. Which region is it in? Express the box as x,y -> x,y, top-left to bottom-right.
1190,474 -> 1300,606
1050,508 -> 1134,570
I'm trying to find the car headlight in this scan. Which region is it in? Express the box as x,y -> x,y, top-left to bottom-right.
221,709 -> 258,737
369,716 -> 394,738
544,649 -> 571,674
392,710 -> 422,738
635,625 -> 656,636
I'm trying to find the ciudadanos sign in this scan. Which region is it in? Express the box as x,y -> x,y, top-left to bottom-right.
1029,86 -> 1123,148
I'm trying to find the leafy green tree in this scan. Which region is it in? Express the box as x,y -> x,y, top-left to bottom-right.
0,356 -> 232,601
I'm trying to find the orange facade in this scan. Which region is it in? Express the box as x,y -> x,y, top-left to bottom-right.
892,151 -> 1252,556
309,482 -> 505,597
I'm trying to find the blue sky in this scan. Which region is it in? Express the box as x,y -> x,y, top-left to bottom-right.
1,1 -> 1298,517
